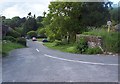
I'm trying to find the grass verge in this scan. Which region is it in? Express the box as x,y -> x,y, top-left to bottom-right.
0,41 -> 2,56
37,38 -> 43,42
2,41 -> 25,57
43,42 -> 78,53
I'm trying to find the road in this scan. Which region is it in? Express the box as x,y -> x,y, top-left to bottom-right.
2,40 -> 118,82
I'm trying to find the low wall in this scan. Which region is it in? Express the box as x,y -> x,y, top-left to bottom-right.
76,34 -> 102,48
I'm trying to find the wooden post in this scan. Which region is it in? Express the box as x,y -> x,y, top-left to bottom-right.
108,25 -> 110,32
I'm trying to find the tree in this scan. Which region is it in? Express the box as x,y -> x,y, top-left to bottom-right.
23,13 -> 37,35
110,7 -> 120,24
43,2 -> 110,42
2,16 -> 6,20
43,11 -> 46,17
27,31 -> 37,38
11,16 -> 21,28
36,16 -> 44,28
3,16 -> 24,29
79,2 -> 110,27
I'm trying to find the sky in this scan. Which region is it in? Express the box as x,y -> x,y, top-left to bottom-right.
0,0 -> 119,19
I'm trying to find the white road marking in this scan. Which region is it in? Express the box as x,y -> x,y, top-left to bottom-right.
44,54 -> 119,66
36,49 -> 40,52
12,80 -> 15,82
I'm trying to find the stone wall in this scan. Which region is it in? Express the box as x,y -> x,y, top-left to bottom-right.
76,34 -> 102,48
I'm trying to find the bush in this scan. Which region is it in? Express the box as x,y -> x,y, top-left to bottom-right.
66,46 -> 78,53
47,34 -> 55,42
16,37 -> 26,46
76,37 -> 88,54
53,40 -> 63,46
37,28 -> 46,38
6,29 -> 21,38
62,39 -> 68,45
27,31 -> 37,38
86,47 -> 102,54
37,28 -> 46,35
3,36 -> 16,42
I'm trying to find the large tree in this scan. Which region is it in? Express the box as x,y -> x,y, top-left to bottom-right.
23,13 -> 37,35
43,2 -> 110,42
110,7 -> 120,24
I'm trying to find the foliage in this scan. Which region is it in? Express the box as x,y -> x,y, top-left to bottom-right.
62,38 -> 68,44
6,29 -> 21,38
14,27 -> 24,36
37,28 -> 46,38
53,40 -> 63,46
16,37 -> 26,46
43,2 -> 110,42
76,37 -> 88,54
23,14 -> 37,35
80,2 -> 110,27
110,7 -> 120,24
3,36 -> 16,42
83,28 -> 120,53
86,47 -> 102,54
3,16 -> 26,28
66,46 -> 78,53
2,41 -> 24,56
0,42 -> 2,56
103,32 -> 120,53
27,31 -> 37,38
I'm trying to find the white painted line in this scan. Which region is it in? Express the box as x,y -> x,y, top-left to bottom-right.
36,49 -> 40,52
12,80 -> 15,82
44,54 -> 119,66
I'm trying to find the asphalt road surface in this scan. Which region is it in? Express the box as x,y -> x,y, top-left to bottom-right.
2,40 -> 118,82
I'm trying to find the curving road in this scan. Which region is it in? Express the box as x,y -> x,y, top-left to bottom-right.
2,40 -> 118,82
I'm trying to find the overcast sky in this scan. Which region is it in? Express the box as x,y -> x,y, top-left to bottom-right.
0,0 -> 119,19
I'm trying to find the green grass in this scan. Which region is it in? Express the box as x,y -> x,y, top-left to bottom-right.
43,42 -> 78,53
0,41 -> 2,55
37,38 -> 43,42
2,41 -> 25,56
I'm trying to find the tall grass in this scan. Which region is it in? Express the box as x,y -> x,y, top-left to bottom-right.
2,41 -> 25,56
0,41 -> 2,55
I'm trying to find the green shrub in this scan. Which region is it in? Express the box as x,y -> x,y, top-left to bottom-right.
76,37 -> 88,53
53,39 -> 68,46
3,36 -> 16,42
62,39 -> 68,45
27,31 -> 37,38
53,40 -> 63,46
16,37 -> 26,46
37,28 -> 46,38
37,28 -> 46,35
47,34 -> 56,42
66,46 -> 78,53
86,47 -> 102,54
6,30 -> 21,38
